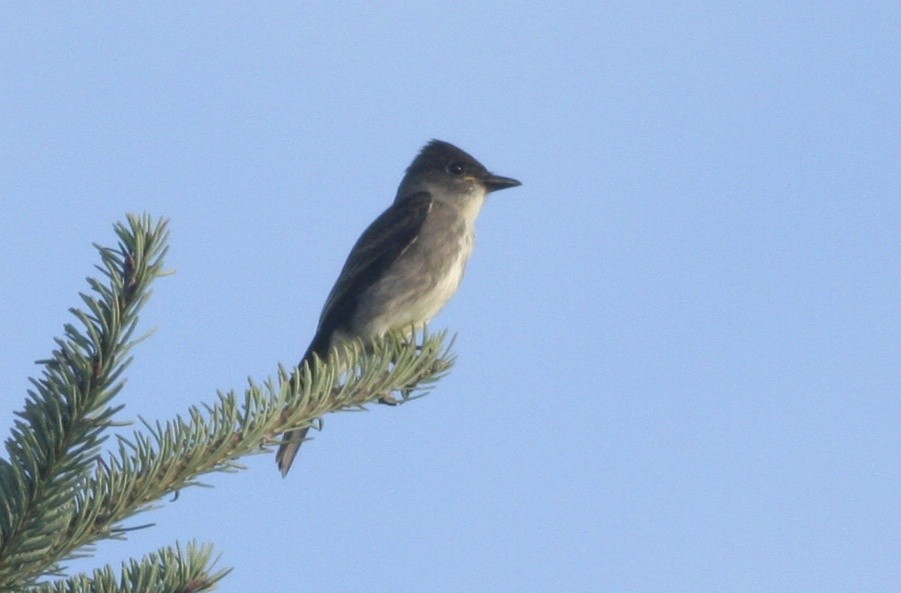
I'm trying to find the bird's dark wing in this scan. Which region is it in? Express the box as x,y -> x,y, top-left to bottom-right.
279,192 -> 432,475
302,191 -> 433,360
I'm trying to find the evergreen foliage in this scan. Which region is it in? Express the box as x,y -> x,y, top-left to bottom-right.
0,215 -> 454,592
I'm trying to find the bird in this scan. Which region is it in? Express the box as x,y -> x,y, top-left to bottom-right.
276,139 -> 520,475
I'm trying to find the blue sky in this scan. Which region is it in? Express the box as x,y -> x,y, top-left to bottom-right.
1,3 -> 898,592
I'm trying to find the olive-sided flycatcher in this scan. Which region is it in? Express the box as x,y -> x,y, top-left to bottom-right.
276,139 -> 520,475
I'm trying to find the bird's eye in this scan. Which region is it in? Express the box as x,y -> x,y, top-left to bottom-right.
447,162 -> 466,175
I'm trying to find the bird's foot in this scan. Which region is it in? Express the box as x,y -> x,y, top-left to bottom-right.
378,392 -> 400,406
378,388 -> 414,405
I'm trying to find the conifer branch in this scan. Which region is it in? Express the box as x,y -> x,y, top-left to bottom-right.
65,330 -> 453,557
0,214 -> 454,592
0,214 -> 169,589
27,542 -> 228,593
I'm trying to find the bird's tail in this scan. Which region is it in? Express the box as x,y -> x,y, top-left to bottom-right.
276,341 -> 328,476
276,425 -> 311,476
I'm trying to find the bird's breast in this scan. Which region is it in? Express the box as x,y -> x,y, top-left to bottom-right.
352,201 -> 478,336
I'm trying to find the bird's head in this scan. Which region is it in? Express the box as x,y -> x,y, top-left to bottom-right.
396,139 -> 520,203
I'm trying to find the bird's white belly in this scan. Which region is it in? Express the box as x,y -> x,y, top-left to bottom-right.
357,232 -> 473,336
415,247 -> 468,321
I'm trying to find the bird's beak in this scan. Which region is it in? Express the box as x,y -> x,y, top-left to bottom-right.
483,173 -> 522,193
